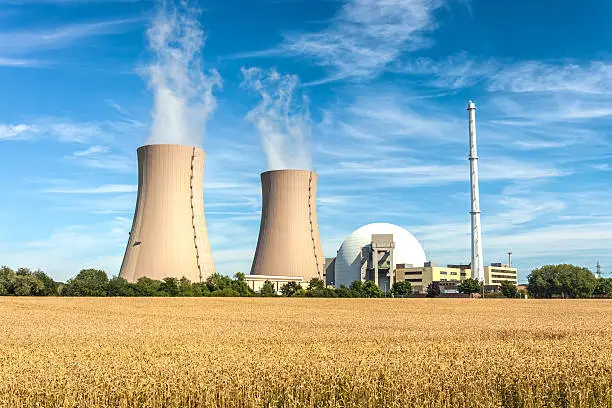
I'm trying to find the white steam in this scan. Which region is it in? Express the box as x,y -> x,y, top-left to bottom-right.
145,0 -> 220,146
241,67 -> 312,170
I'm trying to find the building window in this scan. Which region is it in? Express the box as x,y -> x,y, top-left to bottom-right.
440,279 -> 447,282
403,271 -> 422,275
440,271 -> 448,275
405,278 -> 422,283
450,271 -> 457,275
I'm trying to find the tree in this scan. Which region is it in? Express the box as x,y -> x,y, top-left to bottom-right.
362,281 -> 383,298
528,264 -> 597,298
280,281 -> 302,297
500,281 -> 518,298
158,277 -> 180,296
232,272 -> 253,297
61,269 -> 109,296
33,270 -> 59,296
178,277 -> 199,297
206,274 -> 233,293
391,281 -> 412,296
307,278 -> 325,291
594,278 -> 612,297
0,266 -> 16,295
108,277 -> 135,296
458,278 -> 482,295
133,277 -> 161,297
349,280 -> 366,297
335,285 -> 353,298
305,278 -> 336,297
13,274 -> 44,296
260,280 -> 277,297
426,282 -> 441,298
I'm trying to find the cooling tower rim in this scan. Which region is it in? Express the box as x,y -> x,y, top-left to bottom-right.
137,143 -> 204,152
261,169 -> 316,177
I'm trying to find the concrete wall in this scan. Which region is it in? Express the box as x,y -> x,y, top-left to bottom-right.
250,170 -> 325,281
119,144 -> 216,283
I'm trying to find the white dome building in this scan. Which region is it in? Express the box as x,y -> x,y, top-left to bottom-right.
333,223 -> 427,290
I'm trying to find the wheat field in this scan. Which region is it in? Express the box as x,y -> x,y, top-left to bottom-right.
0,298 -> 610,408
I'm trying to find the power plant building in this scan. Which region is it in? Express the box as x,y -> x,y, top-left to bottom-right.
119,144 -> 216,283
333,223 -> 427,292
248,169 -> 325,282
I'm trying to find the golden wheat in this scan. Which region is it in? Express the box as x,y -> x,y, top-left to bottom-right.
0,298 -> 610,407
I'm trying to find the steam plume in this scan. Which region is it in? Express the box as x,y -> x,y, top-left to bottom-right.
241,67 -> 312,170
145,0 -> 220,146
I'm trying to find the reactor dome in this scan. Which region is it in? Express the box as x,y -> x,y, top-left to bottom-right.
334,223 -> 427,287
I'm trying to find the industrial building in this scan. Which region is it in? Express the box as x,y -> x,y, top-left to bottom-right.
332,223 -> 427,292
119,144 -> 216,283
249,169 -> 325,281
396,262 -> 518,294
324,222 -> 517,294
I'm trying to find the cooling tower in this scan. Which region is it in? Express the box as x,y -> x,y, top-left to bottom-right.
119,144 -> 215,283
250,169 -> 325,280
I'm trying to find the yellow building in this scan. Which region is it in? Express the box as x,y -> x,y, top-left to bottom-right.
484,263 -> 518,286
395,262 -> 518,294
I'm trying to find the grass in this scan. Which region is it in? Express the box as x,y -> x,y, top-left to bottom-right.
0,297 -> 610,407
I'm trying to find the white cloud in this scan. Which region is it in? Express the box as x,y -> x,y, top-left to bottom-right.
73,145 -> 109,156
0,56 -> 41,67
44,184 -> 137,194
238,0 -> 447,82
489,61 -> 612,94
0,18 -> 143,54
0,218 -> 130,281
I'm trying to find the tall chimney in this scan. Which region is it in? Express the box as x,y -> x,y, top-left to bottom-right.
119,144 -> 216,283
467,101 -> 485,282
250,169 -> 325,280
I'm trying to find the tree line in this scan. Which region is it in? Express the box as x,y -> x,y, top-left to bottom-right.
1,263 -> 610,298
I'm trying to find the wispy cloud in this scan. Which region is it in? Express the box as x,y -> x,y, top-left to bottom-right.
489,61 -> 612,94
44,184 -> 137,194
232,0 -> 447,82
0,56 -> 42,67
72,145 -> 109,157
0,18 -> 142,55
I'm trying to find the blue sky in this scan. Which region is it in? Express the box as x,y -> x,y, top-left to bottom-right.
1,0 -> 611,283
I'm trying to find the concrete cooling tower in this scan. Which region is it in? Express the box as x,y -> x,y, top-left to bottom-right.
250,169 -> 325,281
119,144 -> 216,283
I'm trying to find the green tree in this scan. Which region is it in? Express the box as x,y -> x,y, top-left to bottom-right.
206,274 -> 233,293
426,281 -> 441,298
307,278 -> 325,291
349,280 -> 366,297
260,280 -> 277,297
232,272 -> 253,297
0,266 -> 16,295
280,281 -> 302,297
158,277 -> 180,296
458,278 -> 482,295
61,269 -> 109,296
133,277 -> 161,296
178,277 -> 198,297
335,285 -> 353,298
594,278 -> 612,297
33,270 -> 59,296
391,281 -> 412,296
362,281 -> 383,298
305,278 -> 336,297
13,274 -> 44,296
108,277 -> 135,296
528,264 -> 597,298
500,281 -> 518,298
